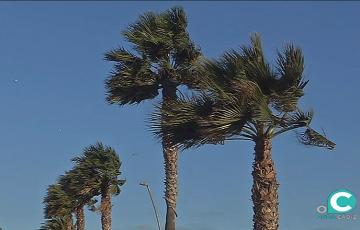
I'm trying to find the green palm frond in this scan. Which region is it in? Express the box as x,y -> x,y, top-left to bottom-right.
296,128 -> 336,150
286,109 -> 313,126
43,184 -> 74,219
123,11 -> 173,61
151,94 -> 219,148
276,44 -> 305,88
229,79 -> 274,122
166,7 -> 201,67
39,217 -> 72,230
271,44 -> 308,112
122,7 -> 200,66
193,52 -> 247,99
193,35 -> 273,106
206,100 -> 253,140
105,47 -> 159,105
166,7 -> 187,32
240,34 -> 277,95
60,169 -> 99,205
151,91 -> 265,148
271,109 -> 313,137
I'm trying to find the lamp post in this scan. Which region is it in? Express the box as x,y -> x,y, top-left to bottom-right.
140,181 -> 161,230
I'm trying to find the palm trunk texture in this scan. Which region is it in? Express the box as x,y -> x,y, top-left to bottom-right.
252,138 -> 279,230
163,138 -> 179,230
101,185 -> 112,230
66,216 -> 73,230
162,83 -> 179,230
76,206 -> 85,230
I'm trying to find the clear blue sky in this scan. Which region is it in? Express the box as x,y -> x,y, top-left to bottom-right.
0,2 -> 359,230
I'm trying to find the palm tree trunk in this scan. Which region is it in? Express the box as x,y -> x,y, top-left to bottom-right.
76,206 -> 85,230
252,138 -> 279,230
65,216 -> 73,230
163,138 -> 179,230
101,184 -> 112,230
162,82 -> 179,230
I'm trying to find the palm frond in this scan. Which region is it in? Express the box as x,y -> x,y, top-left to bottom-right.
286,109 -> 313,126
276,44 -> 305,87
105,47 -> 159,105
271,44 -> 308,112
272,109 -> 313,137
240,33 -> 277,95
151,90 -> 264,148
296,128 -> 335,150
151,94 -> 215,148
39,217 -> 72,230
123,11 -> 173,61
166,7 -> 201,65
165,7 -> 187,34
43,184 -> 74,219
190,51 -> 248,100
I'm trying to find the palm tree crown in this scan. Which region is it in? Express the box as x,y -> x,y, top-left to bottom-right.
153,34 -> 335,150
105,6 -> 201,105
71,142 -> 125,196
43,184 -> 74,221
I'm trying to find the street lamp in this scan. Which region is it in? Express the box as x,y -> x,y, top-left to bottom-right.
140,181 -> 161,230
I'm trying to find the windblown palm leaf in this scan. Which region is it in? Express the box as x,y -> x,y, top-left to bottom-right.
39,218 -> 72,230
297,128 -> 335,149
59,170 -> 98,209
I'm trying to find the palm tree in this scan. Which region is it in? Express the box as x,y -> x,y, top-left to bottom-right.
104,7 -> 201,230
59,171 -> 95,230
153,34 -> 335,230
72,142 -> 125,230
43,184 -> 75,230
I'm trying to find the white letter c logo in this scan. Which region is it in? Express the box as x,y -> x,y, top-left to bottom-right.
330,191 -> 353,212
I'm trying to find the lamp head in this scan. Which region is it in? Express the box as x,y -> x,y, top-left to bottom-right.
139,181 -> 149,187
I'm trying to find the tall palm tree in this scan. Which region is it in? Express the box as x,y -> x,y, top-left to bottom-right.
104,7 -> 201,230
153,34 -> 335,230
43,184 -> 75,230
72,142 -> 125,230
